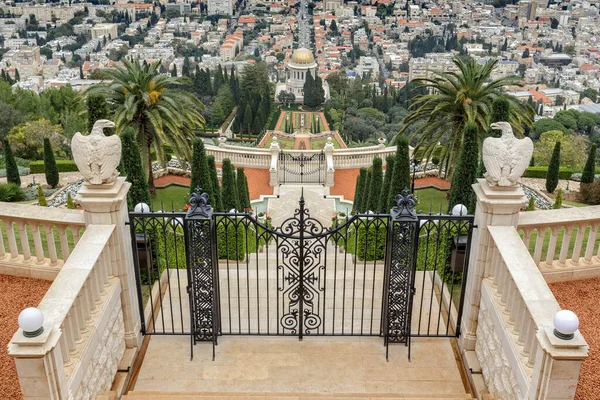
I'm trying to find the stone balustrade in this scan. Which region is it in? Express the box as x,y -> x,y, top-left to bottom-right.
0,202 -> 86,279
478,226 -> 588,399
205,145 -> 272,168
517,205 -> 600,282
332,147 -> 398,169
8,224 -> 125,399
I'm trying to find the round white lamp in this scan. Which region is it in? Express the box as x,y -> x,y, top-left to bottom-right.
452,204 -> 468,216
553,310 -> 579,340
134,203 -> 150,213
18,307 -> 44,338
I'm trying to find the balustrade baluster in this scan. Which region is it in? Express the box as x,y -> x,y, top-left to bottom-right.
516,307 -> 528,346
522,317 -> 536,359
510,294 -> 523,333
527,338 -> 538,368
63,314 -> 75,353
545,228 -> 560,266
0,223 -> 6,259
70,307 -> 82,343
71,226 -> 81,244
43,225 -> 58,266
584,224 -> 598,262
58,226 -> 69,260
522,229 -> 532,249
5,221 -> 19,260
572,225 -> 586,264
505,280 -> 517,318
500,273 -> 511,309
59,334 -> 70,364
533,228 -> 544,265
16,222 -> 31,262
30,224 -> 45,264
558,227 -> 572,265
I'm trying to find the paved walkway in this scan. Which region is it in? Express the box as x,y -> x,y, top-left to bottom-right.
0,171 -> 83,188
268,185 -> 335,227
292,133 -> 311,150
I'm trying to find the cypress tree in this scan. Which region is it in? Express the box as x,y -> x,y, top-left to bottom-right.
37,185 -> 47,207
67,192 -> 76,209
546,141 -> 561,193
361,169 -> 372,212
379,155 -> 395,212
526,196 -> 536,211
221,159 -> 240,211
581,144 -> 597,184
189,138 -> 213,203
490,97 -> 510,137
388,136 -> 411,209
367,157 -> 384,212
43,137 -> 59,188
353,167 -> 367,213
3,139 -> 20,186
236,167 -> 251,211
448,122 -> 479,213
121,127 -> 151,210
242,104 -> 253,136
303,72 -> 316,108
207,155 -> 222,212
87,94 -> 111,132
314,74 -> 325,107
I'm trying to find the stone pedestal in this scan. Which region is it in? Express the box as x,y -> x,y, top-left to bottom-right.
324,138 -> 335,188
269,139 -> 281,187
459,179 -> 527,352
77,177 -> 142,348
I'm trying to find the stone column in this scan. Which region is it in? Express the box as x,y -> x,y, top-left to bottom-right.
269,137 -> 281,187
459,179 -> 527,352
324,136 -> 335,188
77,177 -> 142,349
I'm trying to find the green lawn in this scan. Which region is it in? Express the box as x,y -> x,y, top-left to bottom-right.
0,222 -> 78,261
152,185 -> 190,211
415,188 -> 449,214
520,225 -> 600,262
310,137 -> 341,149
265,137 -> 295,150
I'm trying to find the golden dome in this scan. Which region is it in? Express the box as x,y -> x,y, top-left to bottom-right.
291,48 -> 315,65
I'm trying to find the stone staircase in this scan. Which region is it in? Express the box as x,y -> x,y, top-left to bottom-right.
119,392 -> 474,399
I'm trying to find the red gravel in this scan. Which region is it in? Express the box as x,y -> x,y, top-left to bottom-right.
549,278 -> 600,400
154,175 -> 190,187
0,275 -> 51,400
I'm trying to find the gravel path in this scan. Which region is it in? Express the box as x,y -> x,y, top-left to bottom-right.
550,278 -> 600,400
521,177 -> 580,193
0,172 -> 84,188
0,275 -> 52,400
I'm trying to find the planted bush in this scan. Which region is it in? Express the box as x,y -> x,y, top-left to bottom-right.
523,166 -> 573,180
0,183 -> 26,202
43,137 -> 59,188
29,160 -> 79,174
37,185 -> 47,206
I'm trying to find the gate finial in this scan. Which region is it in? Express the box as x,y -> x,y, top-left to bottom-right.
187,187 -> 213,218
391,189 -> 417,220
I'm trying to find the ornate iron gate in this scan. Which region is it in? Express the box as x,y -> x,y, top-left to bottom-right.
279,151 -> 325,184
129,189 -> 474,360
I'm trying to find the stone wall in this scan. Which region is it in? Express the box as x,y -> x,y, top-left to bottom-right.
73,292 -> 126,400
475,291 -> 524,400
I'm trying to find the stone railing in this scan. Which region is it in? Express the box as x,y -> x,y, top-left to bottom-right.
8,224 -> 125,399
332,146 -> 398,169
205,145 -> 272,168
478,226 -> 588,399
517,205 -> 600,282
0,202 -> 86,279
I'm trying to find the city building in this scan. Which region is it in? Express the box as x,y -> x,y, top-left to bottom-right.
275,47 -> 329,104
207,0 -> 233,16
91,24 -> 120,40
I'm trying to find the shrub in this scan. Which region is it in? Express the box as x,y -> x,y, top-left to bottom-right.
579,180 -> 600,204
29,160 -> 79,173
523,166 -> 573,180
216,219 -> 251,260
581,144 -> 597,184
553,189 -> 563,209
379,156 -> 395,212
3,139 -> 20,186
0,183 -> 26,202
67,192 -> 75,209
448,122 -> 478,213
388,136 -> 410,210
207,155 -> 222,212
346,221 -> 387,261
43,138 -> 59,188
189,138 -> 212,202
526,196 -> 536,211
121,127 -> 151,211
37,185 -> 47,206
353,167 -> 367,213
366,157 -> 383,212
221,159 -> 239,211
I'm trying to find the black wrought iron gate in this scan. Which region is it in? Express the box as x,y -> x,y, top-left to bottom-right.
129,189 -> 474,360
279,151 -> 325,184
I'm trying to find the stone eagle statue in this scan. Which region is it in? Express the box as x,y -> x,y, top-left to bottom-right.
71,120 -> 121,185
482,121 -> 533,187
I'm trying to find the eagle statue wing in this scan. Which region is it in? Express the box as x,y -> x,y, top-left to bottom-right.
482,137 -> 503,183
508,137 -> 534,183
71,132 -> 92,180
100,135 -> 122,181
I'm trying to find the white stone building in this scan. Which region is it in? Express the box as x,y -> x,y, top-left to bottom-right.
207,0 -> 233,16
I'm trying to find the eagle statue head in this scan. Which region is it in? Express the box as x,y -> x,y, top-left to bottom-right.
71,120 -> 122,185
490,121 -> 513,136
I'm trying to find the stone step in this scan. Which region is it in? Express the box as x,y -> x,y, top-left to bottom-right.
123,392 -> 473,400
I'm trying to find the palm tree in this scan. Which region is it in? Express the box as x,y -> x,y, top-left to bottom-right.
398,57 -> 534,180
87,59 -> 205,195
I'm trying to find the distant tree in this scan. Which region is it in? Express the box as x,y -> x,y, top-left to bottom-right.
581,144 -> 597,184
43,138 -> 59,188
366,157 -> 384,212
379,155 -> 395,213
303,72 -> 317,108
86,94 -> 111,132
546,141 -> 561,193
550,18 -> 559,29
522,49 -> 530,58
388,136 -> 411,209
221,159 -> 240,211
353,167 -> 367,212
37,185 -> 47,206
3,139 -> 20,186
210,85 -> 234,126
236,167 -> 251,211
314,74 -> 325,107
361,169 -> 372,212
207,155 -> 222,211
448,122 -> 479,213
14,69 -> 20,81
120,127 -> 151,210
242,104 -> 253,135
489,97 -> 511,137
189,138 -> 213,204
534,130 -> 589,170
253,47 -> 260,58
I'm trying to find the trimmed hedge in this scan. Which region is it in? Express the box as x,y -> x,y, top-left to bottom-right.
523,166 -> 573,180
30,160 -> 79,174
